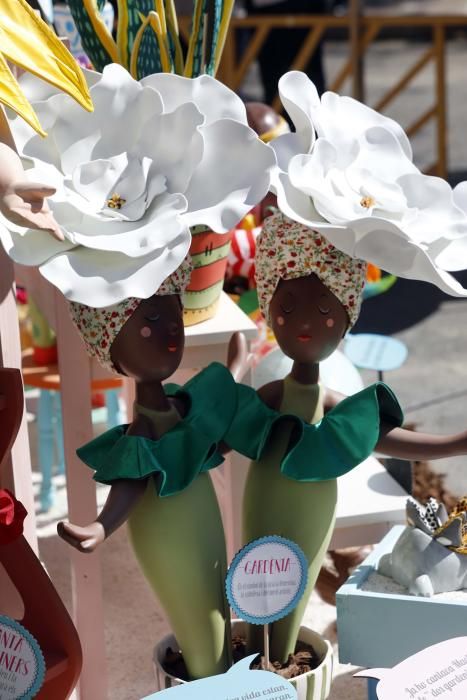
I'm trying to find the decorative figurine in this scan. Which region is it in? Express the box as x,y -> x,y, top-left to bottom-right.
56,261 -> 241,680
0,56 -> 274,682
234,71 -> 467,663
379,497 -> 467,596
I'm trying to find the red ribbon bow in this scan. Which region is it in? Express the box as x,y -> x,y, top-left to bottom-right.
0,489 -> 27,545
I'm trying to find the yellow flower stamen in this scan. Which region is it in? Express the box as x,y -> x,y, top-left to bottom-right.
360,195 -> 376,209
106,193 -> 126,210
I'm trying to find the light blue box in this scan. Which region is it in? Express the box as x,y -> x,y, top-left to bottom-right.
336,525 -> 467,670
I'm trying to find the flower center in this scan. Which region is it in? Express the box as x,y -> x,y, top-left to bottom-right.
360,195 -> 375,209
106,193 -> 126,210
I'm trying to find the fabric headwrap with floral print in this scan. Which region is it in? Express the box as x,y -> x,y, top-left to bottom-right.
255,212 -> 367,328
69,257 -> 192,374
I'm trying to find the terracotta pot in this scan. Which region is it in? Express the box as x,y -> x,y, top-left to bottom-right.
183,225 -> 233,326
152,620 -> 333,699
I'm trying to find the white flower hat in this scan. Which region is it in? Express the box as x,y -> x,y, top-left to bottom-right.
270,70 -> 467,297
0,64 -> 275,307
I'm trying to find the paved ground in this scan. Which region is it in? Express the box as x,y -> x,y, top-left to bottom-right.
27,16 -> 467,700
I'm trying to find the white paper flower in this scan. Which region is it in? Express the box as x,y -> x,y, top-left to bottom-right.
271,70 -> 467,297
1,64 -> 275,306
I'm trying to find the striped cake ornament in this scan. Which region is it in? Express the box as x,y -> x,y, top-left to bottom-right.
183,224 -> 234,325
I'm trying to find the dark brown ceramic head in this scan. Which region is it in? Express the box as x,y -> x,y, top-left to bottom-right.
245,102 -> 288,142
269,274 -> 349,364
110,294 -> 184,382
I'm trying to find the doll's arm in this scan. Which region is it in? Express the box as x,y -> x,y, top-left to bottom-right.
376,424 -> 467,461
325,386 -> 467,461
227,332 -> 255,382
57,478 -> 147,553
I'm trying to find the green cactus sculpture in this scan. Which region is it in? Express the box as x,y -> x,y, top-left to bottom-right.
66,0 -> 234,79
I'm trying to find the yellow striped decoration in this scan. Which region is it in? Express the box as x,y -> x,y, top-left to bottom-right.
183,0 -> 204,78
164,0 -> 184,75
83,0 -> 118,63
130,11 -> 172,78
155,0 -> 173,72
116,0 -> 131,68
213,0 -> 234,75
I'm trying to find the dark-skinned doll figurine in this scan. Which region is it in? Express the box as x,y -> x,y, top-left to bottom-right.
236,71 -> 467,663
56,259 -> 241,681
0,60 -> 276,682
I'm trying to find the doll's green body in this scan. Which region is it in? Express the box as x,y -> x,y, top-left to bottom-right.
127,404 -> 231,679
243,375 -> 336,662
75,364 -> 239,680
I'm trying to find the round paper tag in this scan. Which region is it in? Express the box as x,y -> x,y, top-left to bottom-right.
226,536 -> 308,625
0,616 -> 45,699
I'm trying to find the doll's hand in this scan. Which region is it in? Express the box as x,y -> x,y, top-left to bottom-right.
227,331 -> 254,382
57,521 -> 105,553
1,182 -> 64,240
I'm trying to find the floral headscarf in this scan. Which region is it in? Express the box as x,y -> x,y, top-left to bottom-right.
255,212 -> 367,328
69,257 -> 192,374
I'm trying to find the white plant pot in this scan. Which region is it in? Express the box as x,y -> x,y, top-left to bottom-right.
152,620 -> 333,699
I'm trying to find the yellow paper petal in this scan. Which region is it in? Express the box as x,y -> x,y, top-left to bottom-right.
0,0 -> 93,116
0,52 -> 45,136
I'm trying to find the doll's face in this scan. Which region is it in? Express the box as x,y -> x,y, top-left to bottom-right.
110,294 -> 184,382
269,274 -> 349,363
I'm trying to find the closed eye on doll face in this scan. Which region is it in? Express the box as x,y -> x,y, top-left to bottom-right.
318,294 -> 331,315
144,314 -> 160,322
279,291 -> 295,314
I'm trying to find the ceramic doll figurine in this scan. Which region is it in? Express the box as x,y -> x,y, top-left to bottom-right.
57,260 -> 241,680
235,213 -> 467,663
232,70 -> 467,662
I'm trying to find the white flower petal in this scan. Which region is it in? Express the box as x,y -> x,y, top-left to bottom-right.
278,71 -> 318,153
40,228 -> 191,307
0,220 -> 75,266
274,172 -> 328,227
57,193 -> 188,257
320,91 -> 412,160
320,217 -> 467,296
398,173 -> 467,243
71,153 -> 130,209
453,181 -> 467,215
433,237 -> 467,271
271,132 -> 311,178
351,127 -> 417,182
183,120 -> 275,231
53,65 -> 163,172
136,102 -> 204,193
140,72 -> 247,125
